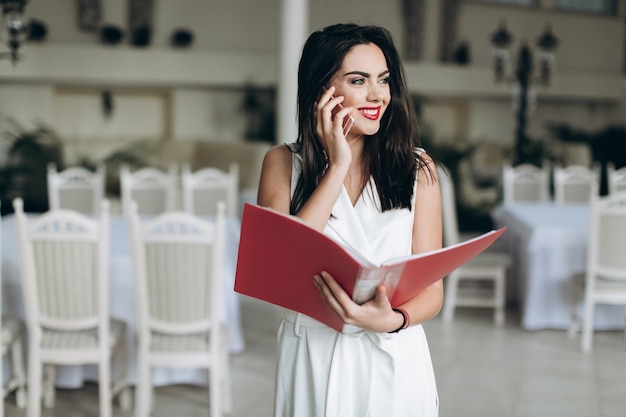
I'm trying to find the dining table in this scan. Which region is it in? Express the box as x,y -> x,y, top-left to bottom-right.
1,212 -> 246,388
491,201 -> 626,331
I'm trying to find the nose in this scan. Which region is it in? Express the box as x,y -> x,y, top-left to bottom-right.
367,83 -> 385,103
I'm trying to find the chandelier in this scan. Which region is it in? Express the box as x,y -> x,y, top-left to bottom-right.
489,20 -> 560,165
0,0 -> 28,64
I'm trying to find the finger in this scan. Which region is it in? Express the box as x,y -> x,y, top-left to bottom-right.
314,273 -> 347,317
315,90 -> 338,139
316,86 -> 335,113
332,107 -> 354,135
320,95 -> 345,120
372,284 -> 392,309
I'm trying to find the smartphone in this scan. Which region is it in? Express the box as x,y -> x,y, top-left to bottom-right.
331,101 -> 355,136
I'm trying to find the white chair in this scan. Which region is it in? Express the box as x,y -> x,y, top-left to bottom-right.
568,191 -> 626,353
181,162 -> 239,218
0,204 -> 27,417
47,163 -> 106,215
13,198 -> 131,417
502,161 -> 551,203
607,163 -> 626,194
129,201 -> 232,417
553,164 -> 600,204
120,164 -> 178,217
438,165 -> 511,325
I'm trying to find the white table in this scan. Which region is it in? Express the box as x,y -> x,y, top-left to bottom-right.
1,214 -> 245,388
491,202 -> 626,330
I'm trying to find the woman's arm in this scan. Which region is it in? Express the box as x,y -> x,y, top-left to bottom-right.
312,153 -> 444,332
397,153 -> 444,326
256,142 -> 349,232
257,144 -> 293,214
258,87 -> 353,231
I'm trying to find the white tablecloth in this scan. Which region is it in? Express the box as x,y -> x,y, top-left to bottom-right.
491,202 -> 626,330
1,214 -> 245,388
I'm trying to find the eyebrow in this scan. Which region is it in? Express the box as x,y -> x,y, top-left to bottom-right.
342,70 -> 390,78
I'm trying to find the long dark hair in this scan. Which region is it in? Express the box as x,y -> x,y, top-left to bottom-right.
290,23 -> 431,215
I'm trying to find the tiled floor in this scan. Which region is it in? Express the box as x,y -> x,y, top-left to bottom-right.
4,297 -> 626,417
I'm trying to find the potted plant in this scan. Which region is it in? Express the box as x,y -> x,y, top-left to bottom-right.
0,119 -> 63,215
546,123 -> 626,195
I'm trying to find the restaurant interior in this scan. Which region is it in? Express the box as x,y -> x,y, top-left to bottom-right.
0,0 -> 625,416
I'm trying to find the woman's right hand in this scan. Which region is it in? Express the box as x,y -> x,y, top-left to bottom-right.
315,86 -> 353,170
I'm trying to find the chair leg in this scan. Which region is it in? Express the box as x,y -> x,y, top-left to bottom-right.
442,272 -> 459,323
581,295 -> 595,353
135,354 -> 151,417
42,365 -> 56,408
10,337 -> 27,408
0,344 -> 4,417
115,335 -> 132,411
26,352 -> 41,417
624,306 -> 626,342
568,281 -> 582,339
494,269 -> 506,326
119,385 -> 132,411
99,358 -> 112,417
210,358 -> 222,417
222,348 -> 233,414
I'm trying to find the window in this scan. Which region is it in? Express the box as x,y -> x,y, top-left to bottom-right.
554,0 -> 617,14
468,0 -> 617,14
471,0 -> 535,5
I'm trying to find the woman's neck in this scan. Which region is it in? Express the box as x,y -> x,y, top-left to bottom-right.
344,138 -> 367,205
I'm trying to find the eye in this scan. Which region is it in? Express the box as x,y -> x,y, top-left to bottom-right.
379,77 -> 390,84
350,78 -> 365,85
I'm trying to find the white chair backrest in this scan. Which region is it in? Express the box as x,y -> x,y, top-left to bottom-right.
553,164 -> 600,204
437,165 -> 460,247
586,192 -> 626,284
47,163 -> 105,215
120,164 -> 178,217
607,163 -> 626,195
129,200 -> 226,339
13,197 -> 110,335
502,161 -> 550,203
181,162 -> 239,218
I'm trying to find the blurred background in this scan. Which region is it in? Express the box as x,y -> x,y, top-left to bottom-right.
0,2 -> 625,416
1,0 -> 624,230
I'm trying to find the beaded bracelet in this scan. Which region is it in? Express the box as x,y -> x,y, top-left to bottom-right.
388,307 -> 410,333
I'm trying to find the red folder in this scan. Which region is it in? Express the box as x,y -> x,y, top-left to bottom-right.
234,203 -> 506,332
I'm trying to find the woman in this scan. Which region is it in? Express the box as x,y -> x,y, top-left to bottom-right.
257,23 -> 442,417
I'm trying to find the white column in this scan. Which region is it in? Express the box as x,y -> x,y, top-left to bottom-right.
277,0 -> 309,144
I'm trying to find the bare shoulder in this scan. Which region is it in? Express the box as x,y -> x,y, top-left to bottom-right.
257,144 -> 294,211
413,149 -> 442,253
416,149 -> 438,186
261,144 -> 293,182
263,143 -> 293,167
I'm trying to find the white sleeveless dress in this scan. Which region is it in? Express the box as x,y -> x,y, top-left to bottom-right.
273,144 -> 439,417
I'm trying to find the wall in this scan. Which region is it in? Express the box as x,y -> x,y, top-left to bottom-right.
0,84 -> 55,127
22,0 -> 282,51
0,0 -> 624,164
458,2 -> 624,73
171,88 -> 246,141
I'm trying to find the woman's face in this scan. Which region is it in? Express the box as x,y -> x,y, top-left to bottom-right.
329,43 -> 391,137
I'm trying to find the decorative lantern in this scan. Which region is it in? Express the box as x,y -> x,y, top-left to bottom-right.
490,21 -> 513,83
0,0 -> 28,64
536,24 -> 559,85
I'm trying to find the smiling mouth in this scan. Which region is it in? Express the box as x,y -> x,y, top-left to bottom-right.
358,107 -> 381,120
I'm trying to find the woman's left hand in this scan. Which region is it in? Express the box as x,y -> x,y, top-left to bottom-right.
313,271 -> 404,333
